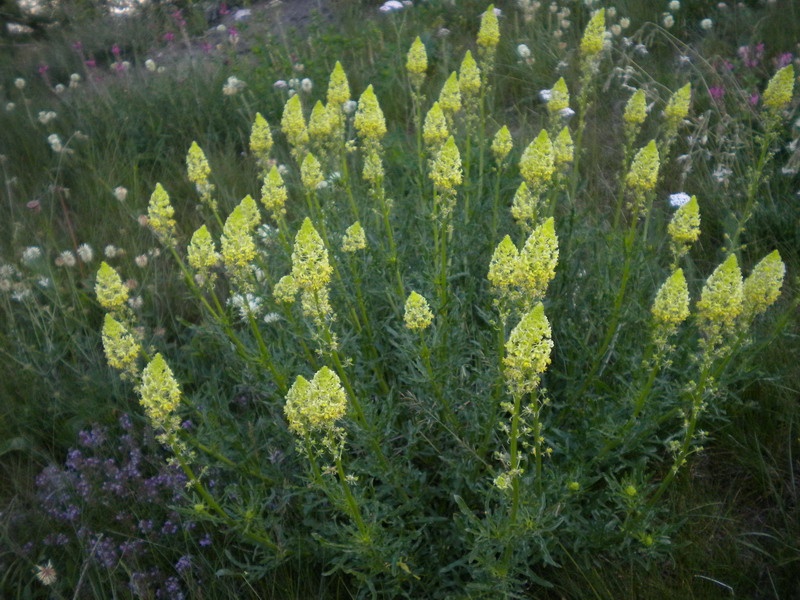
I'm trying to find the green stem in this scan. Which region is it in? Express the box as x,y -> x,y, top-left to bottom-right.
500,391 -> 524,573
336,455 -> 370,541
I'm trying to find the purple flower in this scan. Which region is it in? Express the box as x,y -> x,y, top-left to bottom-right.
199,534 -> 212,547
72,41 -> 83,51
175,554 -> 192,573
38,64 -> 49,74
749,92 -> 760,106
85,58 -> 97,68
709,86 -> 725,101
112,44 -> 121,57
163,31 -> 175,43
776,53 -> 793,68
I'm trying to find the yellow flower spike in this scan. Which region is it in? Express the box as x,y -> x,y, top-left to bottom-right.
406,36 -> 428,89
95,261 -> 129,311
300,288 -> 333,325
102,313 -> 141,378
147,183 -> 177,246
430,136 -> 462,192
664,83 -> 691,124
341,221 -> 367,252
668,195 -> 700,245
510,181 -> 537,226
488,235 -> 520,291
548,77 -> 570,113
423,101 -> 449,151
458,50 -> 482,99
651,268 -> 690,328
516,217 -> 559,303
273,274 -> 298,304
439,71 -> 462,116
284,367 -> 348,438
697,254 -> 744,342
301,152 -> 325,192
187,225 -> 219,286
139,353 -> 181,438
308,100 -> 334,140
624,89 -> 647,126
625,140 -> 660,194
249,112 -> 273,165
742,250 -> 785,320
327,61 -> 351,107
187,141 -> 211,186
520,130 -> 555,189
362,145 -> 384,184
491,125 -> 513,163
221,205 -> 256,288
238,194 -> 261,232
763,65 -> 795,111
281,94 -> 309,157
580,8 -> 606,58
503,303 -> 554,397
354,84 -> 387,141
477,5 -> 500,49
260,165 -> 288,219
554,126 -> 574,166
404,291 -> 434,331
291,218 -> 332,293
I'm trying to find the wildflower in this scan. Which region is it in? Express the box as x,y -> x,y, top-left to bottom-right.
343,100 -> 357,115
423,102 -> 449,151
511,181 -> 537,226
477,5 -> 500,50
6,102 -> 14,111
76,243 -> 93,263
625,140 -> 660,195
281,94 -> 309,159
697,254 -> 743,342
58,250 -> 76,267
145,59 -> 156,72
54,83 -> 65,94
663,14 -> 674,28
354,84 -> 387,141
48,134 -> 63,153
668,195 -> 700,244
301,152 -> 325,191
261,165 -> 288,219
516,217 -> 559,303
700,18 -> 713,30
221,205 -> 256,289
327,61 -> 351,107
22,246 -> 42,264
762,65 -> 795,111
404,291 -> 434,330
620,17 -> 630,28
664,83 -> 691,123
308,101 -> 334,140
547,77 -> 570,113
407,37 -> 428,89
274,79 -> 288,89
520,130 -> 555,189
14,78 -> 25,89
517,44 -> 532,59
95,261 -> 129,311
669,0 -> 680,9
580,9 -> 606,58
102,313 -> 140,377
69,73 -> 81,86
139,353 -> 182,439
429,136 -> 462,192
284,367 -> 348,439
273,274 -> 297,304
439,71 -> 462,116
624,89 -> 648,125
651,268 -> 690,327
291,218 -> 332,294
187,225 -> 219,286
229,292 -> 263,319
491,125 -> 513,162
113,186 -> 128,202
458,50 -> 482,99
341,221 -> 367,252
554,126 -> 574,165
379,0 -> 405,12
741,250 -> 785,321
34,560 -> 57,586
222,75 -> 246,95
186,141 -> 216,210
147,183 -> 177,246
38,111 -> 57,125
504,303 -> 553,397
488,235 -> 520,295
135,254 -> 148,268
250,113 -> 273,167
669,192 -> 691,208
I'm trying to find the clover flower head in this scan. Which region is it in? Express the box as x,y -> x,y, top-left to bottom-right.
520,129 -> 555,188
742,250 -> 785,320
667,195 -> 700,244
308,100 -> 334,140
439,71 -> 462,115
516,217 -> 559,302
491,125 -> 513,162
423,101 -> 449,150
301,152 -> 325,191
651,268 -> 690,328
547,77 -> 570,113
407,37 -> 428,88
625,139 -> 660,193
260,165 -> 288,218
763,64 -> 795,110
147,183 -> 177,246
291,218 -> 332,293
504,303 -> 553,396
404,291 -> 434,330
664,83 -> 691,123
139,353 -> 181,437
284,366 -> 348,438
327,61 -> 351,106
477,4 -> 501,49
249,112 -> 273,163
95,261 -> 129,310
102,313 -> 140,377
580,9 -> 606,57
354,84 -> 387,141
488,235 -> 520,291
458,50 -> 482,97
554,126 -> 574,165
341,221 -> 367,252
429,135 -> 462,191
697,254 -> 744,340
624,89 -> 647,125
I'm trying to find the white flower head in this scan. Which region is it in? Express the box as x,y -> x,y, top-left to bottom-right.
669,0 -> 680,10
663,14 -> 674,28
700,18 -> 713,30
273,79 -> 288,89
104,245 -> 119,259
113,186 -> 128,202
300,78 -> 313,93
559,107 -> 576,118
47,134 -> 63,153
54,83 -> 66,94
342,100 -> 357,114
6,102 -> 15,111
669,192 -> 691,208
145,59 -> 157,72
517,44 -> 532,58
22,246 -> 42,264
58,250 -> 76,267
76,243 -> 94,262
379,0 -> 405,12
14,78 -> 25,90
539,89 -> 552,102
34,560 -> 57,586
222,75 -> 246,96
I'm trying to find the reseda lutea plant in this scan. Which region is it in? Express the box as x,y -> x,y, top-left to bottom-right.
94,6 -> 792,597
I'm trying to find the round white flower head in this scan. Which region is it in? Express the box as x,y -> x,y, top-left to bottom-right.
14,78 -> 25,90
273,79 -> 288,89
663,14 -> 674,28
113,186 -> 128,202
301,78 -> 313,93
539,89 -> 552,102
700,18 -> 712,30
669,0 -> 680,10
145,59 -> 157,72
669,192 -> 691,208
379,0 -> 404,12
517,44 -> 532,58
559,107 -> 575,118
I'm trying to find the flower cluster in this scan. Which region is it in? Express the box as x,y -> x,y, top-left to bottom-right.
284,367 -> 348,453
503,303 -> 554,397
147,183 -> 177,247
403,291 -> 434,331
186,141 -> 216,211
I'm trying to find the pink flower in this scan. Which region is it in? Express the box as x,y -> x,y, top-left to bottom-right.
72,41 -> 83,51
219,2 -> 230,14
163,31 -> 175,43
776,53 -> 793,68
85,58 -> 97,68
201,42 -> 213,53
38,64 -> 49,74
748,92 -> 760,106
112,44 -> 121,57
709,86 -> 725,101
